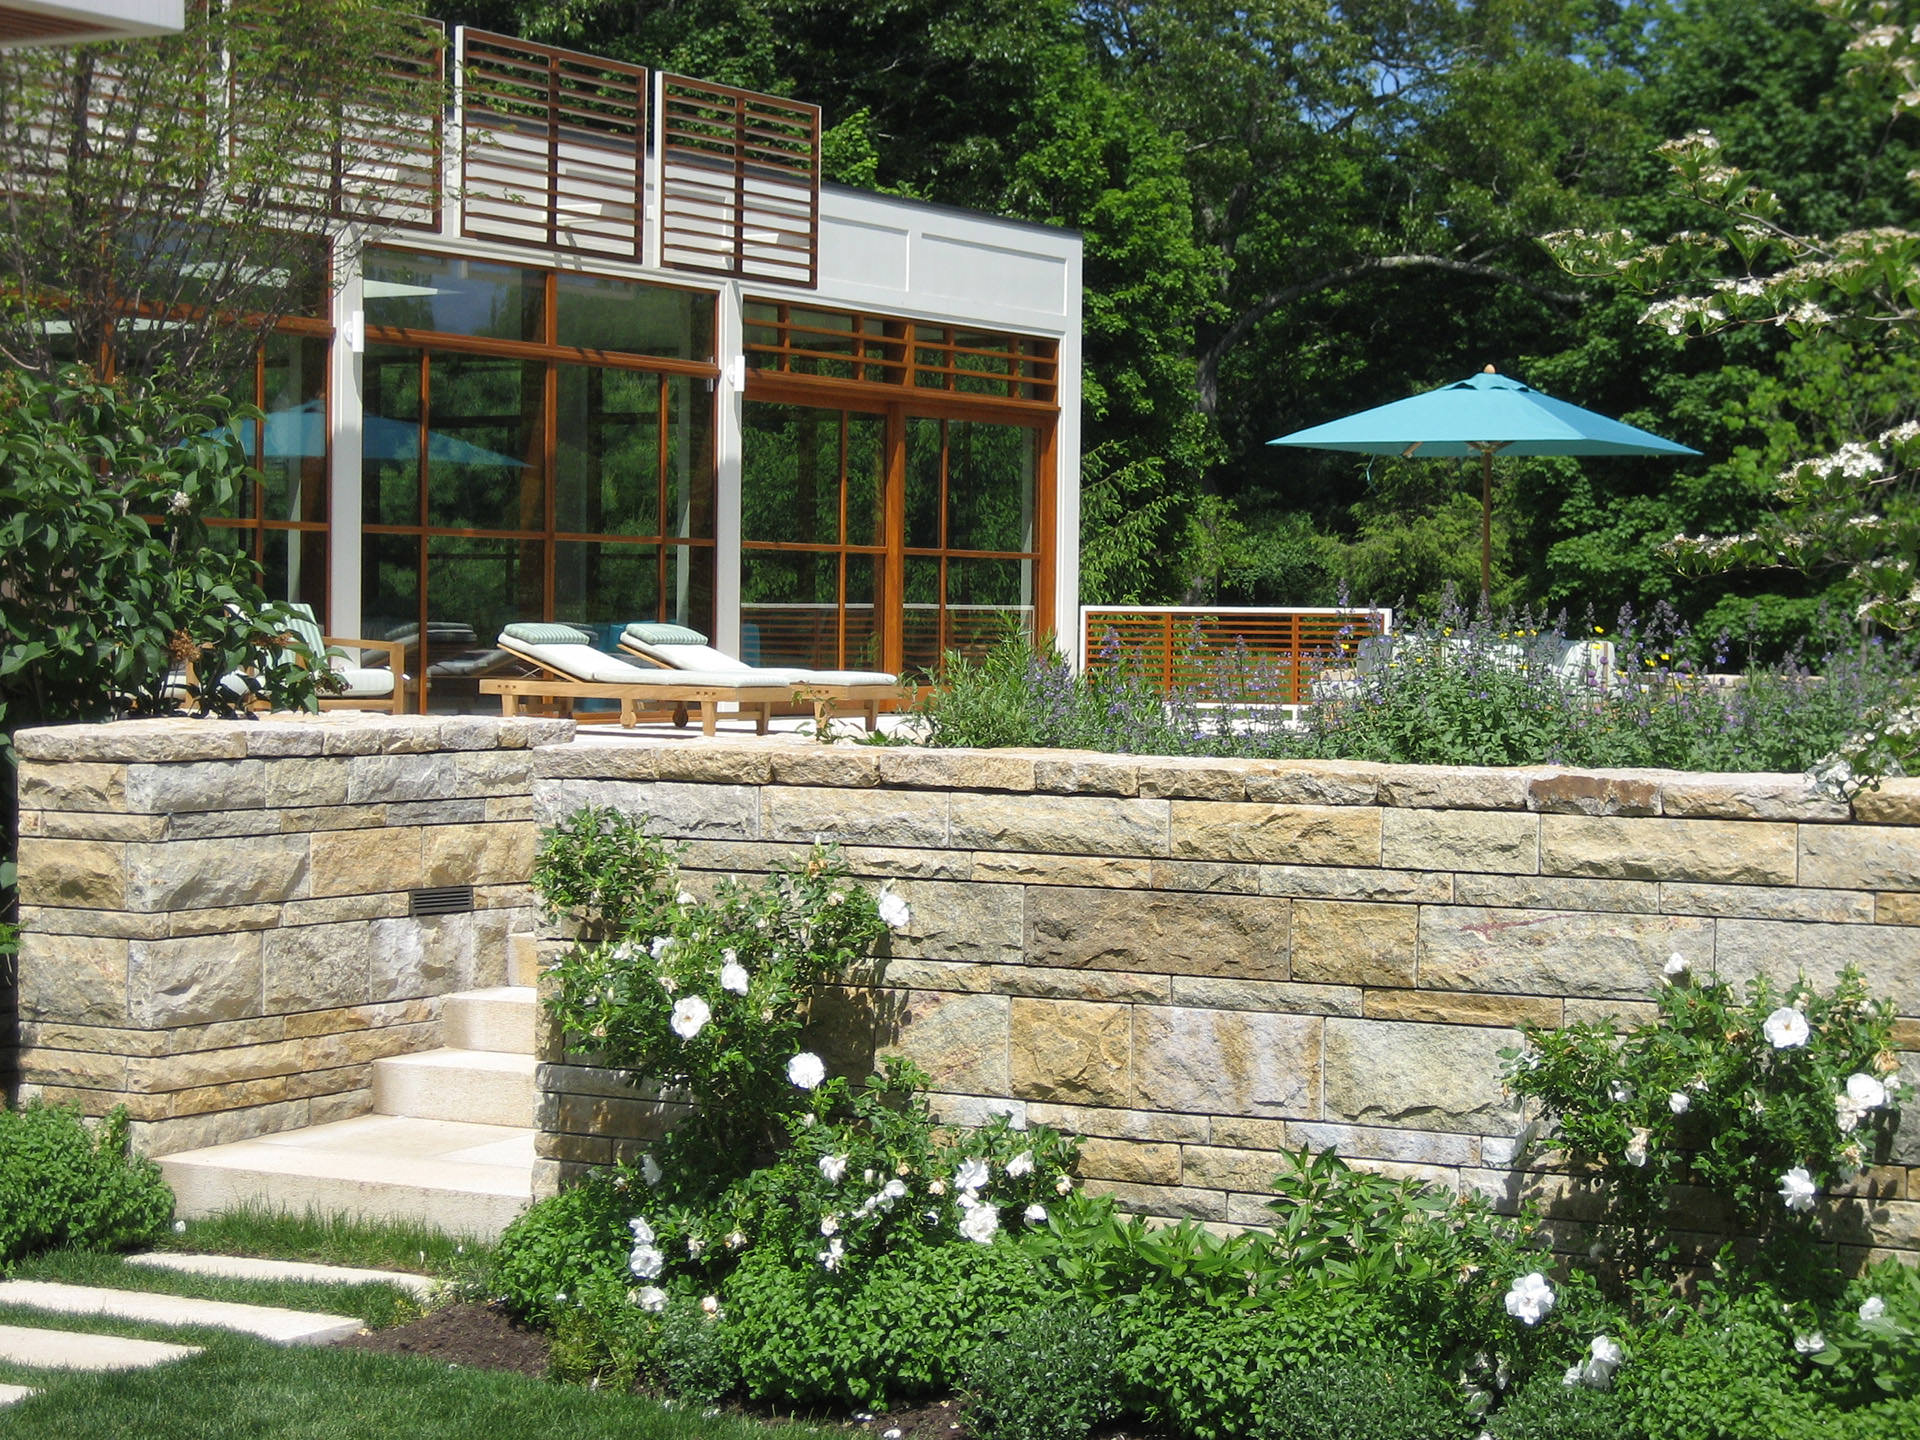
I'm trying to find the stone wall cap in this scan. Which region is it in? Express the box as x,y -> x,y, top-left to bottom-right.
15,712 -> 573,764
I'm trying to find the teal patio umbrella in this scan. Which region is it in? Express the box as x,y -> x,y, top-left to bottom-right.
1268,366 -> 1699,602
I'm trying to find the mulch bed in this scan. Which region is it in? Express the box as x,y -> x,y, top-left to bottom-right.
347,1304 -> 1164,1439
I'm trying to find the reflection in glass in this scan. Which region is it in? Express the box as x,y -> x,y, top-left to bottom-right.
556,275 -> 714,360
260,334 -> 329,525
363,249 -> 543,341
902,556 -> 941,678
945,556 -> 1033,657
261,528 -> 328,616
362,345 -> 421,527
423,534 -> 546,713
664,377 -> 713,541
946,421 -> 1035,553
742,402 -> 838,545
425,354 -> 544,532
556,367 -> 659,538
553,541 -> 659,627
905,417 -> 942,549
742,549 -> 835,668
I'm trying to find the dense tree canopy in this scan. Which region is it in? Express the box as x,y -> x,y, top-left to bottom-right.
432,0 -> 1920,642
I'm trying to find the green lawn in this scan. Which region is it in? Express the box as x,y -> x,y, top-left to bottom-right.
0,1329 -> 840,1440
156,1205 -> 487,1278
4,1249 -> 427,1329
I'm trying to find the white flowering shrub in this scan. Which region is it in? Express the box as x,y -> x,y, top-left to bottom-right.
1504,963 -> 1903,1256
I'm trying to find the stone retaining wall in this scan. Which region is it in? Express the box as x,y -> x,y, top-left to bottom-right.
14,712 -> 572,1154
533,740 -> 1920,1262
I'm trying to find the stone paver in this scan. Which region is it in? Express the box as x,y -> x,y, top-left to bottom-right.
126,1252 -> 437,1300
0,1281 -> 360,1346
0,1382 -> 39,1406
0,1323 -> 199,1371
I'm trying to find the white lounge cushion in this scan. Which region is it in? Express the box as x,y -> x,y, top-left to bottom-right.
789,669 -> 897,687
497,636 -> 791,690
623,632 -> 897,688
624,638 -> 754,673
330,664 -> 395,699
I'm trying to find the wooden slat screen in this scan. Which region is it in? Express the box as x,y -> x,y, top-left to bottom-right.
460,29 -> 647,258
657,75 -> 819,286
1081,607 -> 1391,705
231,13 -> 445,230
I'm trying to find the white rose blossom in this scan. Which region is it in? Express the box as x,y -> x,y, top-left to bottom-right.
650,936 -> 675,961
818,1153 -> 848,1184
670,995 -> 711,1039
1763,1007 -> 1811,1049
818,1237 -> 845,1273
787,1052 -> 826,1090
1005,1151 -> 1034,1178
1623,1128 -> 1651,1169
676,890 -> 696,906
1664,954 -> 1691,980
628,1244 -> 665,1279
628,1217 -> 656,1245
1779,1166 -> 1819,1212
1573,1335 -> 1623,1389
819,1215 -> 839,1237
701,1295 -> 721,1317
635,1285 -> 667,1312
1860,1296 -> 1887,1322
1023,1203 -> 1048,1224
1055,1175 -> 1074,1196
720,955 -> 751,995
954,1156 -> 991,1193
1668,1091 -> 1691,1116
641,1154 -> 663,1187
1609,1080 -> 1636,1104
1794,1331 -> 1826,1355
725,1230 -> 746,1250
959,1203 -> 1001,1244
1503,1272 -> 1556,1326
1846,1073 -> 1888,1111
876,890 -> 912,931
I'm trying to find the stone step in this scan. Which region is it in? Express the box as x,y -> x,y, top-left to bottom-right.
125,1252 -> 439,1300
0,1281 -> 360,1346
443,986 -> 537,1055
507,933 -> 541,990
0,1323 -> 200,1372
158,1114 -> 534,1242
372,1047 -> 536,1127
0,1383 -> 37,1406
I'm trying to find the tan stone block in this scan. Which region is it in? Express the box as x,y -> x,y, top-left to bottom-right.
1009,998 -> 1131,1106
1526,772 -> 1661,817
766,748 -> 881,788
243,719 -> 332,757
1167,976 -> 1360,1016
1279,1119 -> 1479,1166
1382,809 -> 1538,875
1171,802 -> 1380,866
163,1015 -> 288,1052
990,966 -> 1170,1004
1541,815 -> 1795,885
971,852 -> 1151,888
281,805 -> 388,834
1660,882 -> 1874,923
1132,1007 -> 1319,1117
1081,1178 -> 1225,1221
20,1047 -> 127,1089
1243,761 -> 1380,806
876,958 -> 996,993
1150,860 -> 1258,894
879,749 -> 1036,792
1078,1138 -> 1182,1185
486,794 -> 536,822
1419,906 -> 1710,999
1716,918 -> 1920,997
1880,893 -> 1920,926
884,990 -> 1010,1093
1134,757 -> 1263,801
1033,755 -> 1139,796
129,932 -> 263,1027
1376,767 -> 1547,810
1322,1018 -> 1520,1133
1562,998 -> 1658,1030
128,1037 -> 304,1091
1363,989 -> 1562,1028
888,879 -> 1024,965
1854,779 -> 1920,825
264,757 -> 351,809
281,893 -> 411,926
423,821 -> 536,887
1291,900 -> 1417,986
15,719 -> 248,764
1181,1145 -> 1299,1192
639,745 -> 764,785
534,743 -> 658,780
170,809 -> 290,840
168,904 -> 282,937
38,811 -> 167,841
309,826 -> 422,898
17,837 -> 127,908
123,760 -> 266,815
18,762 -> 127,811
762,785 -> 948,848
1027,886 -> 1289,980
1257,864 -> 1452,903
452,748 -> 537,796
262,924 -> 369,1012
1800,826 -> 1920,892
950,792 -> 1169,857
1456,874 -> 1658,913
18,904 -> 165,939
18,808 -> 40,834
344,753 -> 456,804
127,834 -> 310,910
281,997 -> 435,1039
131,1097 -> 313,1158
309,1088 -> 374,1127
1660,774 -> 1848,821
1025,1101 -> 1211,1144
19,1021 -> 163,1057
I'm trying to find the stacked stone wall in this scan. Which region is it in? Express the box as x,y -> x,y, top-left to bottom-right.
533,741 -> 1920,1263
14,712 -> 571,1154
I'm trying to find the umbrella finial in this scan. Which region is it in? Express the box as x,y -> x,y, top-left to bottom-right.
1483,363 -> 1496,373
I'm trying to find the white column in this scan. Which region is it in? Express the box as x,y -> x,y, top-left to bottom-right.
712,279 -> 745,657
327,257 -> 364,637
1052,245 -> 1084,669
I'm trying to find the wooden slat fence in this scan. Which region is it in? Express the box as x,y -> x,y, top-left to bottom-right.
1081,606 -> 1392,704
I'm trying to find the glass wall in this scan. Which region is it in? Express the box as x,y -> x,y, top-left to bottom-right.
360,246 -> 717,710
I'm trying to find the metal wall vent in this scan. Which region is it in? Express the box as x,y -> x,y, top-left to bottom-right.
410,885 -> 476,917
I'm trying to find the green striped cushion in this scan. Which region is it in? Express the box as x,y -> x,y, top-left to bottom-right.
502,623 -> 594,645
623,622 -> 708,646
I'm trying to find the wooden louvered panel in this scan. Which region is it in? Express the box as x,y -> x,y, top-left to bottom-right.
459,29 -> 645,259
1082,608 -> 1391,704
658,75 -> 818,287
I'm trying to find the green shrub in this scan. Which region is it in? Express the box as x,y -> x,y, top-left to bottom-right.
490,1173 -> 635,1326
724,1239 -> 1058,1409
1259,1356 -> 1475,1440
1484,1372 -> 1633,1440
0,1104 -> 173,1261
660,1294 -> 737,1403
964,1298 -> 1118,1440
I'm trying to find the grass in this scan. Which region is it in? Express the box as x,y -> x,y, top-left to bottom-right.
0,1330 -> 841,1440
156,1204 -> 490,1277
3,1249 -> 430,1329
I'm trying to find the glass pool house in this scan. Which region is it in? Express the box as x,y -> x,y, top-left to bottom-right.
220,27 -> 1083,713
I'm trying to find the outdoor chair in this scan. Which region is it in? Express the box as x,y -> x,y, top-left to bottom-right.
481,624 -> 793,735
174,603 -> 406,714
616,622 -> 902,732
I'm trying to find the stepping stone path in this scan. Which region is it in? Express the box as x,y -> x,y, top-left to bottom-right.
0,1254 -> 430,1409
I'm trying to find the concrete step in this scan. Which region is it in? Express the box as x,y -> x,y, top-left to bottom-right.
507,933 -> 541,989
0,1383 -> 37,1406
0,1281 -> 359,1346
0,1322 -> 199,1372
158,1114 -> 535,1242
372,1048 -> 535,1127
443,986 -> 537,1055
125,1252 -> 438,1300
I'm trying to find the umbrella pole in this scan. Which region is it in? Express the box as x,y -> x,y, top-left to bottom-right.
1479,448 -> 1493,609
